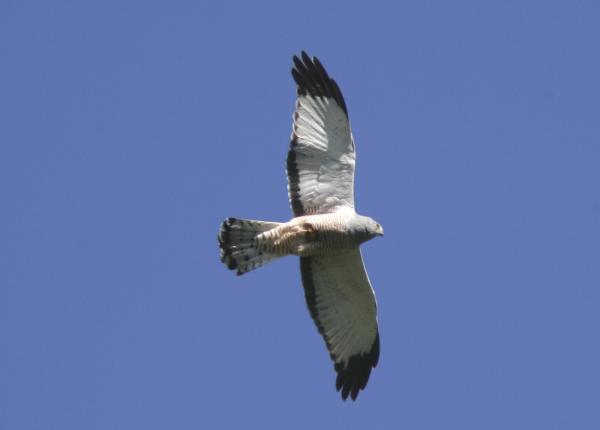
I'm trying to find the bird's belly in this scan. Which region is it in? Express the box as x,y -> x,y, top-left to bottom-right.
294,229 -> 353,256
258,214 -> 355,257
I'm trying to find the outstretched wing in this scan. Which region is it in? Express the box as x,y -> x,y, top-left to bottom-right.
300,249 -> 380,400
287,51 -> 356,217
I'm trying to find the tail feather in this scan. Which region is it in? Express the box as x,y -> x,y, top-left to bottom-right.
218,218 -> 282,275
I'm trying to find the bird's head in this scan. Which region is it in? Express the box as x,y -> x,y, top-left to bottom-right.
374,221 -> 384,237
354,215 -> 384,242
370,219 -> 384,237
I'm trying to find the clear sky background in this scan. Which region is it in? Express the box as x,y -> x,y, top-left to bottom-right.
1,1 -> 599,429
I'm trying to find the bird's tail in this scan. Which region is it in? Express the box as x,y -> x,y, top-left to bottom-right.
218,217 -> 283,275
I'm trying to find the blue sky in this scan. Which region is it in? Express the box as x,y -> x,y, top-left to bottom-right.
1,1 -> 599,428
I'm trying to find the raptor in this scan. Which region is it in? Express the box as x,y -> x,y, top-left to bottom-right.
218,52 -> 383,400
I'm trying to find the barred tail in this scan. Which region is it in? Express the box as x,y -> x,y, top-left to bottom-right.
218,218 -> 282,275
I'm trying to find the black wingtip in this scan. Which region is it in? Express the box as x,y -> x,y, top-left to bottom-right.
301,50 -> 311,64
334,334 -> 380,401
290,51 -> 348,117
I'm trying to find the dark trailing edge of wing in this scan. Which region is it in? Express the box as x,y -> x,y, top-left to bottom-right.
291,51 -> 348,117
286,146 -> 304,216
300,257 -> 380,401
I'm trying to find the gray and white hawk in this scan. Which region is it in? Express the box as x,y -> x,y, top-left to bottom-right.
218,52 -> 383,400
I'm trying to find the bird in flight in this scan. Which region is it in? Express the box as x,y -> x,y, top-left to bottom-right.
218,51 -> 383,400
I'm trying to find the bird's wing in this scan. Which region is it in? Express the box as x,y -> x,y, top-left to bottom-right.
300,249 -> 379,400
287,51 -> 355,216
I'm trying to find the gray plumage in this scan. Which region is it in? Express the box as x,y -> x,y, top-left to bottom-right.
218,52 -> 384,401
